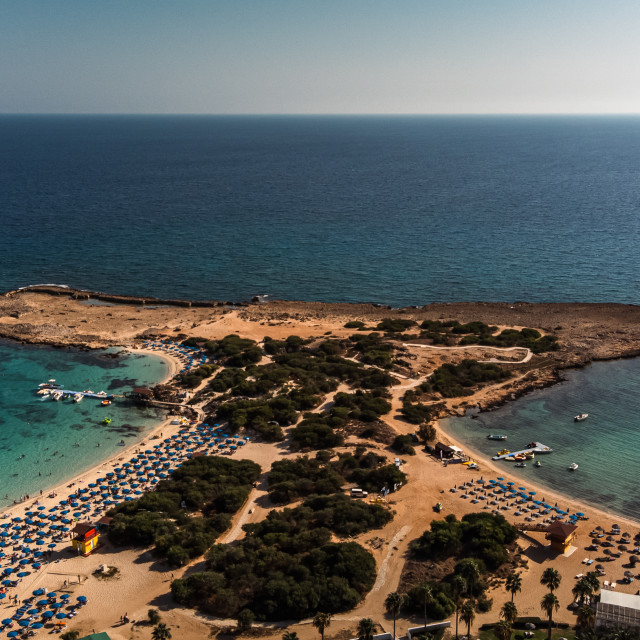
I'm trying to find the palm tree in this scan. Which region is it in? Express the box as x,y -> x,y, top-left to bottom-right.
573,577 -> 594,605
357,618 -> 376,640
283,633 -> 299,640
540,592 -> 559,640
460,600 -> 476,638
584,571 -> 600,595
452,575 -> 468,638
384,591 -> 404,640
416,582 -> 433,631
494,620 -> 512,640
540,567 -> 561,593
313,612 -> 332,640
152,623 -> 172,640
505,572 -> 522,602
500,601 -> 518,626
576,604 -> 595,630
457,559 -> 481,592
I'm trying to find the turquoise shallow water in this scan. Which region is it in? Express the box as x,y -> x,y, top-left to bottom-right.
0,342 -> 168,508
442,358 -> 640,521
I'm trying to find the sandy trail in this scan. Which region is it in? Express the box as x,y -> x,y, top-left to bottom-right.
403,342 -> 533,364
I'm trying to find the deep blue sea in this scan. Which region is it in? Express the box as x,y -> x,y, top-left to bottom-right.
1,115 -> 640,305
2,115 -> 640,518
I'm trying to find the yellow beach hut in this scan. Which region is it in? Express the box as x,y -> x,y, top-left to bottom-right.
71,523 -> 100,556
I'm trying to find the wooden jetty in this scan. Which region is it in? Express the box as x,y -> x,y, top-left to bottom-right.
492,442 -> 553,460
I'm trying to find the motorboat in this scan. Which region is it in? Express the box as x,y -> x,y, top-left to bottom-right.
497,449 -> 510,456
574,414 -> 588,422
514,462 -> 526,468
73,393 -> 83,403
37,389 -> 51,396
568,462 -> 579,471
101,399 -> 111,406
535,460 -> 542,468
102,417 -> 112,425
51,390 -> 63,401
487,434 -> 507,441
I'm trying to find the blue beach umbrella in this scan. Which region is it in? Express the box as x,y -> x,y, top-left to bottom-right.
17,572 -> 28,578
42,611 -> 54,619
60,594 -> 70,600
55,612 -> 67,619
76,595 -> 87,602
31,622 -> 43,629
8,630 -> 19,637
19,620 -> 30,627
32,588 -> 44,595
1,618 -> 12,625
0,580 -> 10,586
36,600 -> 48,606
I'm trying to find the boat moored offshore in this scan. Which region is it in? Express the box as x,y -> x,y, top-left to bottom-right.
568,462 -> 579,471
487,434 -> 507,441
574,413 -> 588,422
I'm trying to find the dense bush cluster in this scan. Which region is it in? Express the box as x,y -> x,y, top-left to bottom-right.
376,318 -> 417,333
348,332 -> 396,367
178,363 -> 218,388
391,435 -> 416,455
216,396 -> 299,441
410,512 -> 517,570
416,320 -> 558,353
430,359 -> 511,398
268,456 -> 345,503
108,456 -> 261,567
171,502 -> 378,620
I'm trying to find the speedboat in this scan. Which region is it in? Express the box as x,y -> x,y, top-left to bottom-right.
568,462 -> 579,471
101,399 -> 111,406
574,414 -> 588,422
102,417 -> 112,425
51,390 -> 63,401
73,393 -> 83,403
535,460 -> 542,468
487,434 -> 507,441
497,449 -> 510,456
514,462 -> 526,468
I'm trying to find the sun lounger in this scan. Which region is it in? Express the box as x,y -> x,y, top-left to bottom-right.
611,583 -> 617,589
587,559 -> 594,565
575,573 -> 584,579
583,558 -> 589,564
604,581 -> 610,588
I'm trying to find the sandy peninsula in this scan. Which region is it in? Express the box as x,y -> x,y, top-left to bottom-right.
1,286 -> 640,640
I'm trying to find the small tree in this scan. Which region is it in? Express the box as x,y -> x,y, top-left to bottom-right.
540,592 -> 560,640
576,604 -> 595,630
460,600 -> 476,638
385,591 -> 405,640
148,609 -> 161,625
60,632 -> 80,640
501,601 -> 518,626
417,582 -> 433,630
152,623 -> 172,640
357,618 -> 376,640
283,633 -> 299,640
540,567 -> 561,593
505,572 -> 522,602
313,612 -> 332,640
237,609 -> 255,632
452,575 -> 468,638
417,422 -> 436,444
494,620 -> 512,640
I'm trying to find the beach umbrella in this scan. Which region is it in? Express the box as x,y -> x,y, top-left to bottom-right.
47,543 -> 56,549
36,600 -> 48,606
577,512 -> 584,517
0,580 -> 10,586
32,563 -> 41,569
31,622 -> 43,629
7,631 -> 18,637
19,559 -> 29,565
76,595 -> 87,602
32,589 -> 44,596
1,618 -> 12,625
27,609 -> 38,615
3,568 -> 12,575
19,620 -> 30,627
42,611 -> 54,619
60,594 -> 70,600
16,572 -> 28,578
55,612 -> 67,619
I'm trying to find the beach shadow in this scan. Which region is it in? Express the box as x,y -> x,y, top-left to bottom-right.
522,543 -> 556,564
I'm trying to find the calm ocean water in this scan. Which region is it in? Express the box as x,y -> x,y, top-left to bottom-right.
1,115 -> 640,305
0,342 -> 168,508
2,115 -> 640,519
442,358 -> 640,521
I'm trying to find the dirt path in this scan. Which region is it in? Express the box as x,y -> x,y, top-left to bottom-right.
403,342 -> 533,364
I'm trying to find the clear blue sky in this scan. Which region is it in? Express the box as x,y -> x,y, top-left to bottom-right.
2,0 -> 639,114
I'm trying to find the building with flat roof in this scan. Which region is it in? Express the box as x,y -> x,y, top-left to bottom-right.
596,590 -> 640,630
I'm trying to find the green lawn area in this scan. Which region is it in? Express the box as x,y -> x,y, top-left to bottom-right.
479,628 -> 575,640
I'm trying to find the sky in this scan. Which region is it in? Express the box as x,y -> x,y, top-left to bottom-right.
2,0 -> 640,114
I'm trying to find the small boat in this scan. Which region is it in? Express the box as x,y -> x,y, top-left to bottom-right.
51,391 -> 63,401
39,379 -> 62,389
497,449 -> 510,456
73,393 -> 83,403
513,454 -> 527,461
574,413 -> 588,422
102,417 -> 112,425
487,434 -> 507,441
535,460 -> 542,468
514,462 -> 526,468
568,462 -> 579,471
101,399 -> 111,406
37,389 -> 51,396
